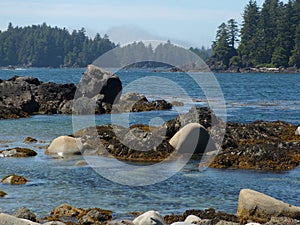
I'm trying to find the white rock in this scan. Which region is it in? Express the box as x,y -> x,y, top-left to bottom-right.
46,136 -> 83,156
237,189 -> 300,223
133,210 -> 166,225
185,215 -> 202,223
295,126 -> 300,135
169,123 -> 210,154
246,223 -> 261,225
0,213 -> 41,225
43,222 -> 67,225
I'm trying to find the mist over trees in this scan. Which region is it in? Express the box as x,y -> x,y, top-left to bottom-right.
0,23 -> 116,67
210,0 -> 300,69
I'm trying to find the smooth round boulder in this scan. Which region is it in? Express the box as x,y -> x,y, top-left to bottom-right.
185,215 -> 202,223
295,126 -> 300,135
169,123 -> 210,154
1,174 -> 28,185
0,213 -> 40,225
46,136 -> 82,156
133,210 -> 166,225
237,189 -> 300,224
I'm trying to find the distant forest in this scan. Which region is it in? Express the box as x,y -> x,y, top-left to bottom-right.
0,23 -> 116,67
0,23 -> 211,68
1,0 -> 298,70
209,0 -> 300,70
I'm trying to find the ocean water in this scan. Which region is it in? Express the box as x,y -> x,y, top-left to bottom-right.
0,68 -> 299,218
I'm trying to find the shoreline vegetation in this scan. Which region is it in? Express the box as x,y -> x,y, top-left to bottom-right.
0,1 -> 299,71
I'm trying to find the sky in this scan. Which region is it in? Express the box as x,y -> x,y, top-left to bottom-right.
0,0 -> 288,48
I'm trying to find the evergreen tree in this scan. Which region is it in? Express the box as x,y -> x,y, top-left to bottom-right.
0,23 -> 116,67
289,24 -> 300,67
238,0 -> 260,67
256,0 -> 280,65
211,21 -> 238,68
271,1 -> 294,67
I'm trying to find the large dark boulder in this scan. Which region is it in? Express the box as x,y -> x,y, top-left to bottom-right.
76,64 -> 122,104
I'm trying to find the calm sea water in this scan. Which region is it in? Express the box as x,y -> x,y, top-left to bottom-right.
0,68 -> 299,218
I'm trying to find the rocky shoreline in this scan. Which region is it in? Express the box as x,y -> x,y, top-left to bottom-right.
0,65 -> 172,119
0,188 -> 299,224
43,106 -> 300,171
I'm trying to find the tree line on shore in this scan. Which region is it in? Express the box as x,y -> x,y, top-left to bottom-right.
210,0 -> 300,70
0,23 -> 116,67
0,0 -> 299,70
0,23 -> 212,68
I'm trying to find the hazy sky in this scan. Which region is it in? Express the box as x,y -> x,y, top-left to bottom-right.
0,0 -> 287,48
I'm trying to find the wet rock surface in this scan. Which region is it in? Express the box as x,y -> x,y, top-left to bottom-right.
0,66 -> 173,119
44,203 -> 112,225
71,106 -> 300,170
1,174 -> 28,185
0,147 -> 37,157
0,190 -> 7,198
74,124 -> 175,162
237,189 -> 300,224
13,207 -> 37,222
211,120 -> 300,170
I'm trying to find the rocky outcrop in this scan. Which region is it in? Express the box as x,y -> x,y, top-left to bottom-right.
0,65 -> 122,118
46,203 -> 112,225
74,124 -> 174,162
0,148 -> 37,157
1,174 -> 28,185
13,207 -> 37,222
46,136 -> 82,156
237,189 -> 300,224
0,66 -> 174,119
210,121 -> 300,170
113,92 -> 172,113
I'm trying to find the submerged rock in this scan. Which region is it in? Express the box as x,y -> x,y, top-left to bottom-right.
0,147 -> 37,157
0,190 -> 7,198
1,174 -> 28,185
24,136 -> 38,143
237,189 -> 300,224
